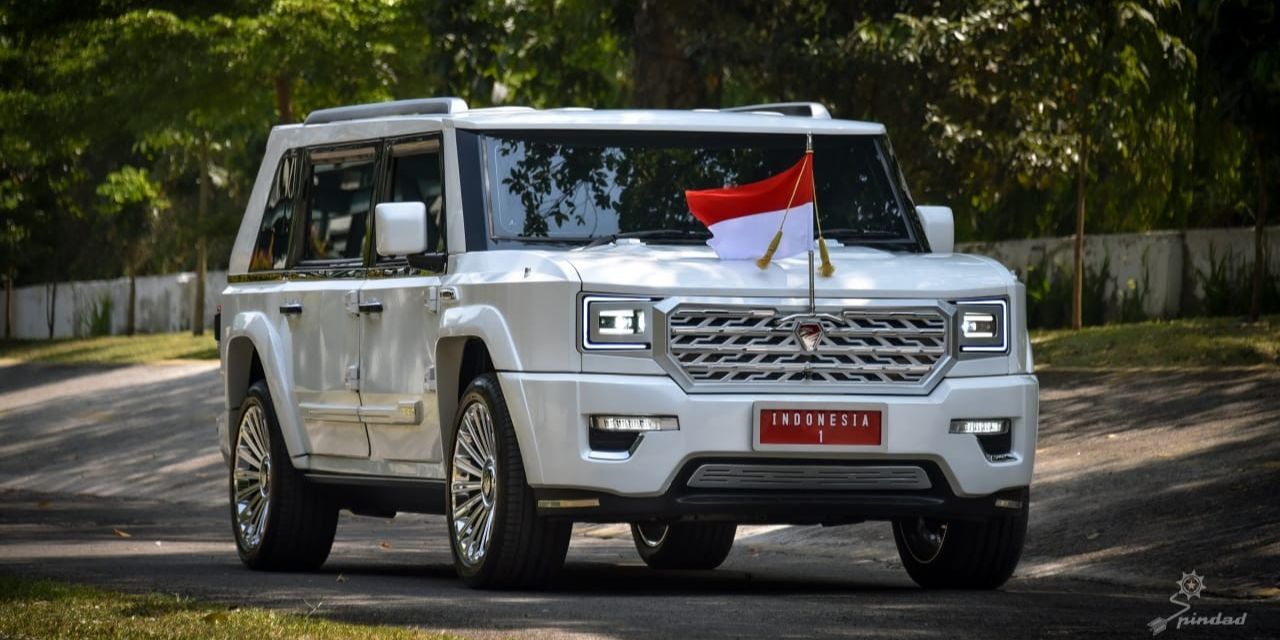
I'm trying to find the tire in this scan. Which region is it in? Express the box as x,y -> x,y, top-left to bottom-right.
230,380 -> 338,571
891,489 -> 1029,589
447,373 -> 572,589
630,522 -> 737,570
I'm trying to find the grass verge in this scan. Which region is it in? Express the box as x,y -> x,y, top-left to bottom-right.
0,333 -> 217,365
1031,315 -> 1280,369
0,574 -> 457,640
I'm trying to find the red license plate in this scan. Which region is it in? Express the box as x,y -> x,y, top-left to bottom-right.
758,408 -> 882,446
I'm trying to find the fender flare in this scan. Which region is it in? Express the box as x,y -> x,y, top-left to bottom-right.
222,311 -> 309,463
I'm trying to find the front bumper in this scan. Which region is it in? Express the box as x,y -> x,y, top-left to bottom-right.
499,372 -> 1038,505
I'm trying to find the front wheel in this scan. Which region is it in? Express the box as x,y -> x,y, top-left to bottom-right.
630,522 -> 737,570
891,489 -> 1028,589
447,374 -> 571,589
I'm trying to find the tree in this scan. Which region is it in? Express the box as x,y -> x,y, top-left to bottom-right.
1199,0 -> 1280,322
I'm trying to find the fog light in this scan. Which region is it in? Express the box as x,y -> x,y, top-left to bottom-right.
949,418 -> 1010,435
590,415 -> 678,432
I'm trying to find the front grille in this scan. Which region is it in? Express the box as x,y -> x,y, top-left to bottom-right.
665,305 -> 948,388
687,464 -> 932,491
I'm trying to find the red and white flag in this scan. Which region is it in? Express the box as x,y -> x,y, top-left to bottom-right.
685,155 -> 814,261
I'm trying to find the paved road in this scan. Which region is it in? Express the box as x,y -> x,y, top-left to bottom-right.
0,362 -> 1276,638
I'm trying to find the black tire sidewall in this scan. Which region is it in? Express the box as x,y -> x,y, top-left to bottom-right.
447,376 -> 514,584
230,381 -> 282,565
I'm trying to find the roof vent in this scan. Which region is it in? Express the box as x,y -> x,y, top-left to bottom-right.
304,97 -> 469,125
721,102 -> 832,119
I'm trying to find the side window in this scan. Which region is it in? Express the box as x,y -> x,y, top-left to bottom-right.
385,138 -> 445,259
250,152 -> 297,271
301,147 -> 377,263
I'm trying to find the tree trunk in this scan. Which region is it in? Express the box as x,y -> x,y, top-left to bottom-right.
126,272 -> 136,336
193,135 -> 210,336
631,2 -> 718,108
274,73 -> 294,124
1072,134 -> 1089,330
46,281 -> 56,339
1250,133 -> 1269,323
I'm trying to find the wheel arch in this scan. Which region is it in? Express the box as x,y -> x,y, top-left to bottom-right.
222,313 -> 309,465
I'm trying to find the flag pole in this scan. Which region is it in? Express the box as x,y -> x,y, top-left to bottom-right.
810,135 -> 835,277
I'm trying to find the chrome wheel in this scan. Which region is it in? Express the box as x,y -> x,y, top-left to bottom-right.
450,400 -> 499,567
233,404 -> 271,551
900,518 -> 949,564
634,523 -> 669,548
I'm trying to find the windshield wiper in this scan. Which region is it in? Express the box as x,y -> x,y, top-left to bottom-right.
583,229 -> 710,249
819,228 -> 905,240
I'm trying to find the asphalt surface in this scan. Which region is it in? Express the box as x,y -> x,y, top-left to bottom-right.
0,361 -> 1277,638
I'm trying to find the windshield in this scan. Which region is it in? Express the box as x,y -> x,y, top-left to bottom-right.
479,130 -> 920,249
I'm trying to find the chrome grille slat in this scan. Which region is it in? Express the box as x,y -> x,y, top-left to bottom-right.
666,303 -> 949,388
687,464 -> 932,490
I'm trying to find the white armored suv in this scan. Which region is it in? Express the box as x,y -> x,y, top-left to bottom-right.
216,98 -> 1037,589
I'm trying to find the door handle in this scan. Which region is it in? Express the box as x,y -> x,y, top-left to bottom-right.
279,302 -> 303,315
357,301 -> 383,314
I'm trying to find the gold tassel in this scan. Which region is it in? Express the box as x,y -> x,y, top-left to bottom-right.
756,230 -> 783,270
818,237 -> 836,277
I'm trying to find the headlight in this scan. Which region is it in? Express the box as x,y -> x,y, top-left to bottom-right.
582,295 -> 654,350
955,299 -> 1008,353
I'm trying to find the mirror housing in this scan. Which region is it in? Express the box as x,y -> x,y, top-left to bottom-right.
916,206 -> 954,254
374,201 -> 429,256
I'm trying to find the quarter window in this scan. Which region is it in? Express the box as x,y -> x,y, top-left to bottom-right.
301,147 -> 377,262
250,152 -> 297,271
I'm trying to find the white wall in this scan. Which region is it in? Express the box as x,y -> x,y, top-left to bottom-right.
957,225 -> 1277,320
3,271 -> 227,340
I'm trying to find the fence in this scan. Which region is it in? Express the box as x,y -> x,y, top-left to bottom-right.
1,225 -> 1275,339
958,225 -> 1278,325
3,271 -> 226,340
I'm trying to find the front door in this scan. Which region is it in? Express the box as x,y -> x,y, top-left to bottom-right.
358,136 -> 447,470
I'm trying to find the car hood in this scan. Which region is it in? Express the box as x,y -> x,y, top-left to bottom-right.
554,243 -> 1015,299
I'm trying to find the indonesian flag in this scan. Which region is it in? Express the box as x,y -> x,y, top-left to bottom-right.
685,155 -> 814,261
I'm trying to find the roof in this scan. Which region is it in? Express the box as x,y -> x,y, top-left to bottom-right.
448,109 -> 886,135
297,98 -> 887,136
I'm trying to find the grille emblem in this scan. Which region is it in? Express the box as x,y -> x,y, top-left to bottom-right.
795,322 -> 825,352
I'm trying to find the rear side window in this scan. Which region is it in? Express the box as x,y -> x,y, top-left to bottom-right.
386,138 -> 445,257
302,147 -> 377,262
250,152 -> 298,271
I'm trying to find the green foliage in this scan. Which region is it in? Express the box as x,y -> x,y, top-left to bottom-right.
80,293 -> 114,338
1195,244 -> 1280,316
1024,256 -> 1111,329
1032,314 -> 1280,368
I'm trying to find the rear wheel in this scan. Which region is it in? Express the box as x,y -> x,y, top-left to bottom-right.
630,522 -> 737,570
891,490 -> 1028,589
231,380 -> 338,571
447,374 -> 571,589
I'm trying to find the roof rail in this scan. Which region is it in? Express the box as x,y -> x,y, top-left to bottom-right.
304,97 -> 469,125
721,102 -> 832,119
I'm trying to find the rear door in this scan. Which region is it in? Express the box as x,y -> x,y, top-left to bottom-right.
285,143 -> 379,458
358,134 -> 448,470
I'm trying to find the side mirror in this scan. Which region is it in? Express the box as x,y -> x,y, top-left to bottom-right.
374,202 -> 429,257
916,206 -> 954,254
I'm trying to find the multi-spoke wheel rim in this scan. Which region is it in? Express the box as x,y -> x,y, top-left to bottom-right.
635,524 -> 669,548
450,400 -> 499,567
901,518 -> 949,564
233,404 -> 271,551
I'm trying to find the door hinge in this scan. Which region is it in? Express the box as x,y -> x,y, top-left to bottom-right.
425,366 -> 437,392
344,365 -> 360,391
